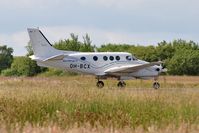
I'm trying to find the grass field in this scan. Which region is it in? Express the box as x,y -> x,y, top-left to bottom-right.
0,76 -> 199,133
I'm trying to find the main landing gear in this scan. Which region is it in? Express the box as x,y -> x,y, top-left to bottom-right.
96,81 -> 104,88
96,78 -> 126,89
96,77 -> 160,89
117,81 -> 126,88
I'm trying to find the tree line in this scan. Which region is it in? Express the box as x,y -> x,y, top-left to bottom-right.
0,34 -> 199,76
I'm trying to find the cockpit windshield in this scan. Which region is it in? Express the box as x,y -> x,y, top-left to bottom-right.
126,56 -> 132,61
126,54 -> 138,61
132,55 -> 138,61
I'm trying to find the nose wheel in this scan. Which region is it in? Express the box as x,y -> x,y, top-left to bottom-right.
153,82 -> 160,89
96,81 -> 104,88
117,81 -> 126,88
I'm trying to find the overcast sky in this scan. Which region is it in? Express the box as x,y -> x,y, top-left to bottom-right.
0,0 -> 199,55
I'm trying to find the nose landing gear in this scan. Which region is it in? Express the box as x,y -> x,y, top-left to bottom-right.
96,76 -> 127,89
153,82 -> 160,89
153,77 -> 160,89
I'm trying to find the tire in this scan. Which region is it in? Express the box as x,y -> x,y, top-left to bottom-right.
153,82 -> 160,89
117,81 -> 126,88
97,81 -> 104,88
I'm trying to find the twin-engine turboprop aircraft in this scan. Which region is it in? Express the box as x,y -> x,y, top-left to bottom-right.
27,28 -> 167,89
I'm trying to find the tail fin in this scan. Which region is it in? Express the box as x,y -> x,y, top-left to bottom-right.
27,28 -> 59,57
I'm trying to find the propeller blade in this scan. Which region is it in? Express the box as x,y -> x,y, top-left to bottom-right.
162,68 -> 168,72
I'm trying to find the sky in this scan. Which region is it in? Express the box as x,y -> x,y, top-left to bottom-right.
0,0 -> 199,56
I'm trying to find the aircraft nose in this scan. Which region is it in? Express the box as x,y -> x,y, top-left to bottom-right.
155,65 -> 167,73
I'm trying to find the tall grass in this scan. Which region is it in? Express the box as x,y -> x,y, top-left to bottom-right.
0,76 -> 199,132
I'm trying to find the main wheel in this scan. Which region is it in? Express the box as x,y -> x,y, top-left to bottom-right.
96,81 -> 104,88
153,82 -> 160,89
117,81 -> 126,88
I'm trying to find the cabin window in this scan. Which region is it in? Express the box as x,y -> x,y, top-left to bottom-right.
116,56 -> 120,61
126,56 -> 131,61
103,56 -> 108,61
109,56 -> 114,61
93,56 -> 98,61
80,56 -> 86,61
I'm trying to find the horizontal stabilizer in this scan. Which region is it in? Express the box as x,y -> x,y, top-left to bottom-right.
29,54 -> 65,62
29,55 -> 45,61
42,54 -> 65,62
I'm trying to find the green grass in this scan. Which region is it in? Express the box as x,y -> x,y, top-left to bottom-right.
0,76 -> 199,132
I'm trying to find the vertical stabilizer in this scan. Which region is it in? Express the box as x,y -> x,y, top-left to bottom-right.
27,28 -> 59,57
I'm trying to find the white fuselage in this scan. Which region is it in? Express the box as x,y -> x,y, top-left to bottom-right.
38,52 -> 160,80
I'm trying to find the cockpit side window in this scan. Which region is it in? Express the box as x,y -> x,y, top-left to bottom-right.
126,56 -> 131,61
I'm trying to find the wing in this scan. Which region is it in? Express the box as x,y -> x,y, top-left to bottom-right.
104,61 -> 162,74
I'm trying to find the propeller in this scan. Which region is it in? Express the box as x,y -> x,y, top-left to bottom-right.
158,60 -> 168,73
162,68 -> 168,72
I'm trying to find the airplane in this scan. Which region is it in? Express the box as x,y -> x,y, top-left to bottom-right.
27,28 -> 167,89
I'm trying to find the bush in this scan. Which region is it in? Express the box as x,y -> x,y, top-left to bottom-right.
1,69 -> 18,76
2,56 -> 42,77
0,45 -> 13,72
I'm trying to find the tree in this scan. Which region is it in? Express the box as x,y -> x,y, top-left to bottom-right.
97,44 -> 158,62
25,41 -> 34,56
98,44 -> 132,52
0,45 -> 13,72
54,33 -> 95,52
97,40 -> 199,75
24,42 -> 47,74
54,33 -> 81,51
80,34 -> 95,52
156,41 -> 175,61
172,39 -> 199,51
131,45 -> 158,62
167,49 -> 199,75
